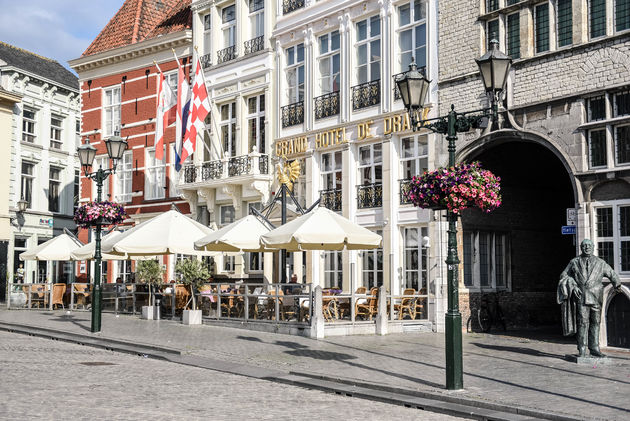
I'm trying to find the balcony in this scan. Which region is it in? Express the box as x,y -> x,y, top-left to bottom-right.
314,91 -> 340,120
244,36 -> 264,55
201,160 -> 223,180
357,183 -> 383,209
399,179 -> 413,205
180,152 -> 270,186
283,0 -> 304,14
320,188 -> 342,212
200,53 -> 212,69
352,79 -> 380,111
217,45 -> 237,64
281,101 -> 304,128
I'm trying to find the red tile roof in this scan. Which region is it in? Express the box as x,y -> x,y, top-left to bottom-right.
82,0 -> 191,57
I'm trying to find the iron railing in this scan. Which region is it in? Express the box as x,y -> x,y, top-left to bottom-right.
320,188 -> 342,212
259,155 -> 269,174
200,53 -> 212,69
244,36 -> 264,55
217,45 -> 237,64
314,91 -> 340,119
183,165 -> 197,183
399,179 -> 413,205
228,155 -> 252,177
357,183 -> 383,209
201,160 -> 223,180
352,79 -> 380,111
281,101 -> 304,128
283,0 -> 304,14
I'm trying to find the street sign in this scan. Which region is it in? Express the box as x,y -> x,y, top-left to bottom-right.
566,208 -> 577,226
562,225 -> 576,235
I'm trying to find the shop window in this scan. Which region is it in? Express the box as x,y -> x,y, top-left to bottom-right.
403,227 -> 428,292
595,204 -> 630,273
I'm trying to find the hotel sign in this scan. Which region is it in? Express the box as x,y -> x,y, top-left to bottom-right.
275,111 -> 422,158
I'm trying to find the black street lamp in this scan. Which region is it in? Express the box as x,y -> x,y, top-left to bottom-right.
78,132 -> 128,333
396,39 -> 511,390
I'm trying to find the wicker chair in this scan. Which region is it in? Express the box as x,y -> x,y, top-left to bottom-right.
394,288 -> 417,320
50,283 -> 66,309
355,287 -> 379,320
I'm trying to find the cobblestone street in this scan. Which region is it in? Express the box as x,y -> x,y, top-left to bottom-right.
0,331 -> 465,420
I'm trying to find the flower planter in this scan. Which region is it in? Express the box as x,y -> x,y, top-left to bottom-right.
141,305 -> 154,320
182,309 -> 202,325
74,201 -> 126,228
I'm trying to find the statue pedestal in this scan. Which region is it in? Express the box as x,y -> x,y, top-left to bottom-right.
564,354 -> 611,365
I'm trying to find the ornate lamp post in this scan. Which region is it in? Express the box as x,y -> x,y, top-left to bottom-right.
77,132 -> 128,333
396,40 -> 511,390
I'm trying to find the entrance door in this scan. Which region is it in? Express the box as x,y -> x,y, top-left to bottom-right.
606,293 -> 630,348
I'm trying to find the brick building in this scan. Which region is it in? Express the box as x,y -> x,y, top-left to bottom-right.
68,0 -> 193,283
438,0 -> 630,347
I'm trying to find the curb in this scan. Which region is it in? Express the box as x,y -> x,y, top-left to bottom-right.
0,321 -> 589,421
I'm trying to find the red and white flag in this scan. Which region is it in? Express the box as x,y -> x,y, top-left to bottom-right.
174,56 -> 190,171
154,71 -> 177,161
181,58 -> 211,164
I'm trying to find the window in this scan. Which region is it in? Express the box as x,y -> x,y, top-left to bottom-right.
117,260 -> 133,282
324,251 -> 342,288
75,119 -> 81,149
487,19 -> 499,50
615,125 -> 630,164
557,0 -> 572,47
535,3 -> 549,53
247,95 -> 265,153
590,0 -> 606,38
321,151 -> 342,190
487,0 -> 499,12
588,96 -> 606,121
506,13 -> 520,59
594,204 -> 630,273
93,156 -> 110,200
48,167 -> 61,213
249,0 -> 264,38
22,109 -> 36,143
220,102 -> 237,157
356,16 -> 381,84
104,86 -> 121,136
203,14 -> 212,54
358,143 -> 382,185
589,129 -> 607,168
318,31 -> 341,94
403,227 -> 428,291
614,89 -> 630,117
21,162 -> 34,208
73,170 -> 80,211
362,230 -> 383,289
222,4 -> 236,48
292,158 -> 307,207
165,72 -> 178,97
223,255 -> 235,272
286,43 -> 305,104
246,252 -> 264,272
401,135 -> 428,179
398,0 -> 426,71
145,147 -> 166,200
50,115 -> 63,150
115,152 -> 132,203
220,205 -> 235,225
616,0 -> 630,32
463,231 -> 510,289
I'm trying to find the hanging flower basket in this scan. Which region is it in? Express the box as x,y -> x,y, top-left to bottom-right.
74,201 -> 126,227
404,162 -> 502,215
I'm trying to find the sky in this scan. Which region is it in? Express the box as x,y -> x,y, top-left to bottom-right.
0,0 -> 125,73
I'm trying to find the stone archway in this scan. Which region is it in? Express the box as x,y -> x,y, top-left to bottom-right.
603,285 -> 630,349
459,133 -> 576,330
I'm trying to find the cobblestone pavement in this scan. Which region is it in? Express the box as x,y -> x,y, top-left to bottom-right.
0,331 -> 466,421
1,310 -> 629,420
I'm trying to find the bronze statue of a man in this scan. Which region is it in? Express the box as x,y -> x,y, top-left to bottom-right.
558,239 -> 622,357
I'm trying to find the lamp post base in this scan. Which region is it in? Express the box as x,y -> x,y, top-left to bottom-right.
445,312 -> 463,390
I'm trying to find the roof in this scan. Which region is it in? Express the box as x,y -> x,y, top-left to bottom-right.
82,0 -> 191,57
0,42 -> 78,90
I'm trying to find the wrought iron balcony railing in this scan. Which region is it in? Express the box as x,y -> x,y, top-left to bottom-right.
259,155 -> 269,174
320,188 -> 342,212
244,36 -> 264,55
200,53 -> 212,69
283,0 -> 304,14
183,165 -> 197,183
281,101 -> 304,128
314,91 -> 340,120
399,179 -> 413,205
201,160 -> 223,180
228,155 -> 252,177
217,45 -> 237,64
357,183 -> 383,209
352,79 -> 380,111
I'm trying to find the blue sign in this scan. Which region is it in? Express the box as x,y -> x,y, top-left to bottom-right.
561,225 -> 576,235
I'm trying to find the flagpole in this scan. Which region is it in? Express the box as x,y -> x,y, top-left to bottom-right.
194,46 -> 223,161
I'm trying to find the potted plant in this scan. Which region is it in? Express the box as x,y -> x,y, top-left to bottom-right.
135,259 -> 164,320
175,258 -> 211,325
405,161 -> 501,214
74,200 -> 126,227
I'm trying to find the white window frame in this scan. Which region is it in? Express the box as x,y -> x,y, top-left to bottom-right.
21,161 -> 34,208
103,86 -> 121,137
114,151 -> 133,203
145,147 -> 166,200
220,204 -> 235,226
324,250 -> 342,289
318,31 -> 340,95
358,143 -> 382,185
356,15 -> 381,85
400,135 -> 428,180
223,255 -> 235,272
220,102 -> 237,157
93,156 -> 111,200
403,227 -> 428,292
462,231 -> 511,291
50,115 -> 63,150
48,167 -> 61,213
203,13 -> 212,55
247,95 -> 265,153
22,109 -> 36,143
249,0 -> 264,38
117,260 -> 133,282
592,200 -> 630,274
246,252 -> 264,272
397,0 -> 427,72
361,230 -> 383,289
221,4 -> 236,48
165,71 -> 178,97
321,151 -> 342,190
285,43 -> 305,104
